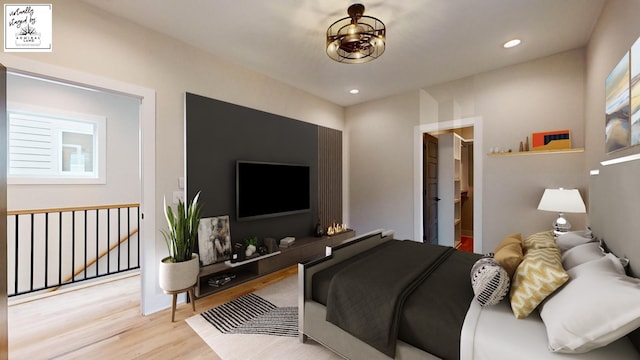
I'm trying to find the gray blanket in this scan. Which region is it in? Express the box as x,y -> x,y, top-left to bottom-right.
325,240 -> 458,358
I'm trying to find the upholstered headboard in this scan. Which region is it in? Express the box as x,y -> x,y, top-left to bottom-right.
589,159 -> 640,277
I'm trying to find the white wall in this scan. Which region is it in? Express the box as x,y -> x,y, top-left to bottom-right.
347,49 -> 588,252
584,0 -> 640,259
585,0 -> 640,171
0,0 -> 344,314
346,90 -> 421,239
7,73 -> 140,210
473,49 -> 588,250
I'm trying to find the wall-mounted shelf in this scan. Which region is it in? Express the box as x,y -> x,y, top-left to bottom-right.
224,251 -> 281,267
487,148 -> 584,157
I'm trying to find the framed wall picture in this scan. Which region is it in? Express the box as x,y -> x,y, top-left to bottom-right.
198,215 -> 232,266
605,51 -> 631,153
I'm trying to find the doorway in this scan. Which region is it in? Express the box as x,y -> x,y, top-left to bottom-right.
413,117 -> 483,253
7,70 -> 141,294
423,128 -> 473,250
1,55 -> 157,314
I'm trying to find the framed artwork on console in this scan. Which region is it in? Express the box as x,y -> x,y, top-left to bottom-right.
198,215 -> 232,266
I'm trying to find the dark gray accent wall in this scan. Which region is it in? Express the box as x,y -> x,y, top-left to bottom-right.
185,93 -> 319,242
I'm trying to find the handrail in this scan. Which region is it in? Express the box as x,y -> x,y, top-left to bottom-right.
7,203 -> 141,216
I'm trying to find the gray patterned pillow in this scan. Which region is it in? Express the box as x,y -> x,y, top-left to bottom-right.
470,257 -> 510,306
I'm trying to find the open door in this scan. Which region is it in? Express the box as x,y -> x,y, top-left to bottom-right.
423,133 -> 439,244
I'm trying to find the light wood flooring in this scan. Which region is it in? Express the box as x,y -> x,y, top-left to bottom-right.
8,266 -> 297,359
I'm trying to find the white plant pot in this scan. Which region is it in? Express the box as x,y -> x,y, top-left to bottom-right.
158,253 -> 199,292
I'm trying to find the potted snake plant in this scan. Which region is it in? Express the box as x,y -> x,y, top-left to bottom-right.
158,191 -> 202,292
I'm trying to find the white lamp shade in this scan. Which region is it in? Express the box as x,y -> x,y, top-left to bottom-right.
537,188 -> 586,213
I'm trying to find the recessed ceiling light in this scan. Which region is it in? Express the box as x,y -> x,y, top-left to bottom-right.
349,89 -> 360,94
503,39 -> 521,49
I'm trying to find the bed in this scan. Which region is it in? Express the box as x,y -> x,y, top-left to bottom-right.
298,160 -> 640,359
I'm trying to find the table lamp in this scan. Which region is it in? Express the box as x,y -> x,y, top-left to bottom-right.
537,188 -> 586,236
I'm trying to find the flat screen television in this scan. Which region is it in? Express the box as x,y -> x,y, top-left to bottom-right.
236,161 -> 311,221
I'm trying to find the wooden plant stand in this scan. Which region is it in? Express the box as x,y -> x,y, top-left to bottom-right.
163,285 -> 196,322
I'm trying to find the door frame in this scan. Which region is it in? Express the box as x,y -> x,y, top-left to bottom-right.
413,116 -> 483,253
0,54 -> 158,314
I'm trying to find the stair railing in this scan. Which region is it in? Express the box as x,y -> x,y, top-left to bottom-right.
7,203 -> 140,297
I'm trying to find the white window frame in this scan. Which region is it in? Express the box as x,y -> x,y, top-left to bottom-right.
8,103 -> 107,185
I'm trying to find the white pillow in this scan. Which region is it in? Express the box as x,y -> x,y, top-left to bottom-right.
561,242 -> 604,270
598,238 -> 631,268
539,254 -> 640,353
555,231 -> 596,252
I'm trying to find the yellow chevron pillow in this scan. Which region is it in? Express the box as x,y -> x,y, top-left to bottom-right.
510,247 -> 569,319
523,230 -> 557,251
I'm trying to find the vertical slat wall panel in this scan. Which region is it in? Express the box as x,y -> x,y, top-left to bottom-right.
318,127 -> 342,232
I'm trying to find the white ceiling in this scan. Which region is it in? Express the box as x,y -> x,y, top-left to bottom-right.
81,0 -> 605,107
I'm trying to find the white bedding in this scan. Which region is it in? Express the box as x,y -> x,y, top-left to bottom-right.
460,299 -> 639,359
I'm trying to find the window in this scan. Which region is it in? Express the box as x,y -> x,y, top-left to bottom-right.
8,107 -> 106,184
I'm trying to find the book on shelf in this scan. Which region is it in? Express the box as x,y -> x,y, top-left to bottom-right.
208,273 -> 236,287
279,241 -> 296,248
279,236 -> 296,248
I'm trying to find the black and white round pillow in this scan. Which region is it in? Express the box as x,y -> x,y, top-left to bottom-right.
470,256 -> 510,306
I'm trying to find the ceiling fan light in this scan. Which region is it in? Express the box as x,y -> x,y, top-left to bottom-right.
327,41 -> 338,53
326,3 -> 386,64
347,23 -> 359,35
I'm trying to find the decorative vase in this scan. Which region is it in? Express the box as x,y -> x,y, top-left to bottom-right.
158,253 -> 199,292
315,219 -> 324,237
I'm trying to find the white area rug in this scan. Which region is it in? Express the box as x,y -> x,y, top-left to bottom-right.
186,276 -> 343,360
